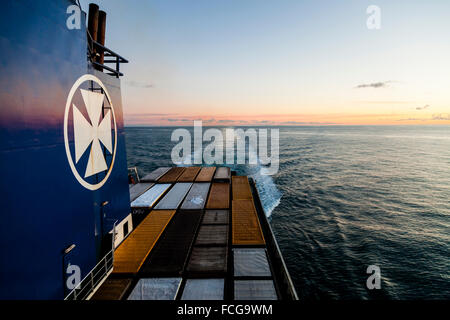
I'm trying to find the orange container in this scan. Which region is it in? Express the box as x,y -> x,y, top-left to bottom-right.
158,167 -> 185,183
177,166 -> 201,182
232,176 -> 252,200
195,167 -> 216,182
232,199 -> 265,245
113,210 -> 176,274
206,183 -> 230,209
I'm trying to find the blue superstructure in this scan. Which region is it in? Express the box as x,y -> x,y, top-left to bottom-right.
0,0 -> 130,299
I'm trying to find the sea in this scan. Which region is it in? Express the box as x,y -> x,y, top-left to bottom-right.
125,125 -> 450,300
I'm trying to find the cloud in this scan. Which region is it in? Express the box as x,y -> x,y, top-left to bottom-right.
416,105 -> 430,110
125,80 -> 154,89
167,118 -> 192,122
355,81 -> 392,89
432,113 -> 450,120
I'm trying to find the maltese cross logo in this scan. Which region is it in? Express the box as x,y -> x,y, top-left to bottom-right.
64,74 -> 117,190
73,89 -> 112,177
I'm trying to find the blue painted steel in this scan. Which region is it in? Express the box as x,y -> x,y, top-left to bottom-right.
0,0 -> 130,299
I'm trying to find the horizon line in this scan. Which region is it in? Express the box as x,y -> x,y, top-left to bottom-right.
124,123 -> 450,127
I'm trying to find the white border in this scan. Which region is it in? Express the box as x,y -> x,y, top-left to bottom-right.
64,74 -> 118,190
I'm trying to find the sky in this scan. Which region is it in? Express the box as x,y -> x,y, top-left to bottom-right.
79,0 -> 450,126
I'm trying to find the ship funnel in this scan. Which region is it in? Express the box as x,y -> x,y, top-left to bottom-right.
88,3 -> 99,42
88,4 -> 107,71
86,3 -> 127,77
96,10 -> 107,70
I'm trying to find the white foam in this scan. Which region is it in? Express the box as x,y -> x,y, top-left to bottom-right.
248,150 -> 282,218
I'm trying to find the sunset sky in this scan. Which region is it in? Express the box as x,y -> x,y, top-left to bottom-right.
79,0 -> 450,126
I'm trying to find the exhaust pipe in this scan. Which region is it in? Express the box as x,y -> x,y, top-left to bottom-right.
87,3 -> 99,42
96,10 -> 107,70
88,3 -> 107,71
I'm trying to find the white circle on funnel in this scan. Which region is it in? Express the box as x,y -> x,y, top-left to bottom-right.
64,74 -> 117,190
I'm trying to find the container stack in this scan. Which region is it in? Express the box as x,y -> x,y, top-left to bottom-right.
112,209 -> 176,274
129,182 -> 153,202
182,168 -> 229,300
130,183 -> 171,225
231,176 -> 278,300
91,167 -> 280,300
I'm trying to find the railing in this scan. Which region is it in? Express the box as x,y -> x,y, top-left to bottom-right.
64,222 -> 117,300
87,30 -> 128,78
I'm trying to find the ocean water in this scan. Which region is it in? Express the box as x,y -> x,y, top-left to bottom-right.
125,125 -> 450,300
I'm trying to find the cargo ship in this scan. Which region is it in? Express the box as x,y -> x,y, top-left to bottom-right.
86,167 -> 298,300
0,1 -> 297,300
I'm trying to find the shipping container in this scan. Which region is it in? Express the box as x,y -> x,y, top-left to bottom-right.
177,166 -> 201,182
232,200 -> 265,245
131,184 -> 171,208
213,167 -> 231,181
233,248 -> 272,277
181,279 -> 224,300
91,278 -> 132,300
180,183 -> 211,210
195,167 -> 216,182
202,210 -> 229,225
113,210 -> 176,274
129,183 -> 154,202
158,167 -> 186,183
141,167 -> 171,182
206,183 -> 230,209
232,176 -> 252,200
195,225 -> 228,246
139,211 -> 203,275
154,183 -> 192,210
234,280 -> 277,300
127,278 -> 181,300
186,247 -> 228,275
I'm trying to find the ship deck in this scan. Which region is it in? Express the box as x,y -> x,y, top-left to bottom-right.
92,167 -> 298,300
